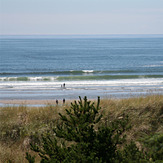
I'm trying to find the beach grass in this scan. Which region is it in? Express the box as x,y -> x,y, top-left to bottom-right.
0,95 -> 163,162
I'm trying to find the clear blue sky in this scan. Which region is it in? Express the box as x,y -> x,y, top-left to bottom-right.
0,0 -> 163,35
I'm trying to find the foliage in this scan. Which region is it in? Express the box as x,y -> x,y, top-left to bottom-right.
142,133 -> 163,162
118,141 -> 149,163
26,96 -> 151,162
26,153 -> 35,163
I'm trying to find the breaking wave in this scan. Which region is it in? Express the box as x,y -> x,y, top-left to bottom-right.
0,69 -> 138,76
0,75 -> 163,81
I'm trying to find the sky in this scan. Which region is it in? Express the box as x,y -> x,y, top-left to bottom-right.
0,0 -> 163,35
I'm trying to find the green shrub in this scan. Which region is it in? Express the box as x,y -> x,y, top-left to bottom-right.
26,96 -> 149,163
142,133 -> 163,162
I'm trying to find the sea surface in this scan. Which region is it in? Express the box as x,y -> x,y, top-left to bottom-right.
0,35 -> 163,101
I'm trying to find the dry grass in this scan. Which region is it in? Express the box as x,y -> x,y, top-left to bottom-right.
101,95 -> 163,141
0,95 -> 163,162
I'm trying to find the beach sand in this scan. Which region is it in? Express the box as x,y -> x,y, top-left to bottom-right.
0,99 -> 60,105
0,98 -> 93,106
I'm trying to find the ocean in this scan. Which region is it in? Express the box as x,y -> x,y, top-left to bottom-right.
0,35 -> 163,100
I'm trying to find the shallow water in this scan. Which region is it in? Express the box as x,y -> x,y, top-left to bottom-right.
0,78 -> 162,100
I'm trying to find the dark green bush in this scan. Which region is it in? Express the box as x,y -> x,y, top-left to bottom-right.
26,96 -> 149,163
142,133 -> 163,162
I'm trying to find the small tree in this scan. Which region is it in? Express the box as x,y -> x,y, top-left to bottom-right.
26,96 -> 148,163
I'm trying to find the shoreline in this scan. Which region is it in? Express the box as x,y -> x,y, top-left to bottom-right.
0,93 -> 162,107
0,99 -> 78,107
0,99 -> 75,106
0,78 -> 163,104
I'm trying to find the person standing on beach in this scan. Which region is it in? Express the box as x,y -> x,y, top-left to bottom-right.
63,98 -> 65,104
63,83 -> 65,88
56,99 -> 58,105
61,83 -> 65,89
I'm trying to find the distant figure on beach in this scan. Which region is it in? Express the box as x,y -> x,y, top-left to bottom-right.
61,83 -> 66,89
56,99 -> 58,105
63,98 -> 65,104
63,83 -> 65,88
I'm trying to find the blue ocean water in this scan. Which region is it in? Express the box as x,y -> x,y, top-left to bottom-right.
0,35 -> 163,100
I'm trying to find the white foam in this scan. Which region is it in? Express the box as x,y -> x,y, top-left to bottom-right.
0,78 -> 163,101
0,78 -> 162,90
29,76 -> 58,81
82,70 -> 94,73
0,76 -> 59,81
143,65 -> 163,67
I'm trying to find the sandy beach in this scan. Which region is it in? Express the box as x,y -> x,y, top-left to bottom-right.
0,99 -> 68,106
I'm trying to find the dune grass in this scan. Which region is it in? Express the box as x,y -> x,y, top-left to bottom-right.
0,95 -> 163,162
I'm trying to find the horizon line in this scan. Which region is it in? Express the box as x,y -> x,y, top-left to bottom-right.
1,34 -> 163,36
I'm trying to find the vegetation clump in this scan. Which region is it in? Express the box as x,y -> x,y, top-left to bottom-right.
26,97 -> 150,162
